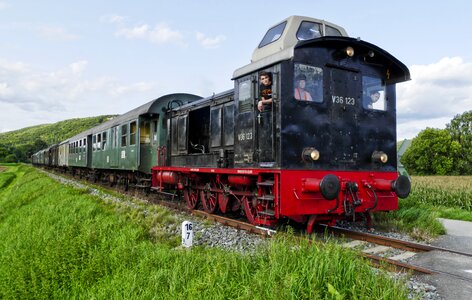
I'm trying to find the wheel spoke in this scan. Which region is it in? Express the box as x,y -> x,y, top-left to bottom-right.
184,188 -> 199,209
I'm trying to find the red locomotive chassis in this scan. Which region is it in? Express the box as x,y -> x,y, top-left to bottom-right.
152,165 -> 405,232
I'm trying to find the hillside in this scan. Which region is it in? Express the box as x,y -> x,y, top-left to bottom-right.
0,115 -> 117,162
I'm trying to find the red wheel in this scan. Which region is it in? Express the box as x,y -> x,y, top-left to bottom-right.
242,195 -> 257,224
184,188 -> 199,209
201,184 -> 218,213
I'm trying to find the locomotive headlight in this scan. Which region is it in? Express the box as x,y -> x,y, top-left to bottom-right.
345,46 -> 355,57
302,147 -> 320,162
372,151 -> 388,163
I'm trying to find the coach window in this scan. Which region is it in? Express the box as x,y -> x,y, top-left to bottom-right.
121,124 -> 128,147
294,63 -> 323,102
102,132 -> 107,150
130,121 -> 137,145
92,135 -> 96,151
97,134 -> 101,151
140,121 -> 151,144
152,120 -> 158,143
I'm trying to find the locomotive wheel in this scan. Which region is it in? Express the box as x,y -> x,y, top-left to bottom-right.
184,188 -> 199,210
200,184 -> 218,213
242,195 -> 258,225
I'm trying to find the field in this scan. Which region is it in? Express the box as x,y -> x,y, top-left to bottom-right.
375,176 -> 472,240
0,164 -> 411,299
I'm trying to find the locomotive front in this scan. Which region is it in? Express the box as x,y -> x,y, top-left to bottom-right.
280,37 -> 411,231
233,16 -> 411,231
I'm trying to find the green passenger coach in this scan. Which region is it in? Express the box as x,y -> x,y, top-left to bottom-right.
65,93 -> 202,186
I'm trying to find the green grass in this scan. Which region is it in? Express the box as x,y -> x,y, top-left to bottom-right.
374,175 -> 472,239
0,165 -> 411,299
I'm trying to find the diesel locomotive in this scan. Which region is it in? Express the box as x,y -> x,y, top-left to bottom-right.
33,16 -> 411,232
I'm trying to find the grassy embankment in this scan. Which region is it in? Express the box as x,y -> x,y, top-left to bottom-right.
375,176 -> 472,240
0,164 -> 409,299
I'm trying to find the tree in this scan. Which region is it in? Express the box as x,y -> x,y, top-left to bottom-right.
446,110 -> 472,175
401,128 -> 461,175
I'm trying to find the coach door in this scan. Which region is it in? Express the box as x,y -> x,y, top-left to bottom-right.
110,126 -> 119,167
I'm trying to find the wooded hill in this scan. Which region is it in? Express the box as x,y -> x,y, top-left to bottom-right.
0,115 -> 116,163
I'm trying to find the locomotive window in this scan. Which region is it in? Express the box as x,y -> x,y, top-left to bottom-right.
177,116 -> 187,152
362,76 -> 386,111
130,121 -> 137,145
258,21 -> 286,48
296,22 -> 321,41
224,104 -> 234,146
102,132 -> 107,150
325,25 -> 342,36
210,107 -> 222,148
294,63 -> 323,102
238,80 -> 252,113
121,124 -> 127,147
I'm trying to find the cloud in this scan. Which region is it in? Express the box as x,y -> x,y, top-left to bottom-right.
196,32 -> 226,49
115,22 -> 185,46
0,1 -> 7,10
37,25 -> 80,41
99,14 -> 126,24
397,56 -> 472,139
0,58 -> 160,133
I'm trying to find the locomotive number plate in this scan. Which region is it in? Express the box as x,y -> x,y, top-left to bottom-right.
332,95 -> 356,106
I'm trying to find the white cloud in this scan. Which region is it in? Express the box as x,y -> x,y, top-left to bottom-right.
99,14 -> 126,24
196,32 -> 226,49
0,58 -> 159,132
397,56 -> 472,139
115,22 -> 185,46
38,25 -> 80,41
70,60 -> 88,75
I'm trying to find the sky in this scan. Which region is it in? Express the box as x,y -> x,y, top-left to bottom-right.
0,0 -> 471,141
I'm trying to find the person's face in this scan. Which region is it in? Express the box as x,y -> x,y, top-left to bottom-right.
370,92 -> 380,102
260,75 -> 271,86
298,79 -> 306,89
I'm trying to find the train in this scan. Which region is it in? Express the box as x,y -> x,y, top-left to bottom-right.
32,15 -> 411,233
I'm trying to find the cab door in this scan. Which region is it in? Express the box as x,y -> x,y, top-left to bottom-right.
234,75 -> 256,167
256,72 -> 278,165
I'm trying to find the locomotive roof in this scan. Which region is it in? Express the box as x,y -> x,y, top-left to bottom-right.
68,93 -> 202,141
170,89 -> 234,113
233,15 -> 348,79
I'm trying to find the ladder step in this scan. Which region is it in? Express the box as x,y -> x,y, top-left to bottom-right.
257,180 -> 274,187
258,209 -> 275,217
140,178 -> 152,182
258,195 -> 274,201
134,184 -> 150,188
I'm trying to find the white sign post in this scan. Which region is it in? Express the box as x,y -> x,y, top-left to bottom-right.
181,221 -> 193,248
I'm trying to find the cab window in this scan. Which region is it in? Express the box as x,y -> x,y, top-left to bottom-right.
362,76 -> 386,111
294,63 -> 323,103
296,21 -> 321,41
258,21 -> 287,48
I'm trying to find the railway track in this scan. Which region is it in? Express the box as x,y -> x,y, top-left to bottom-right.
324,225 -> 472,283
